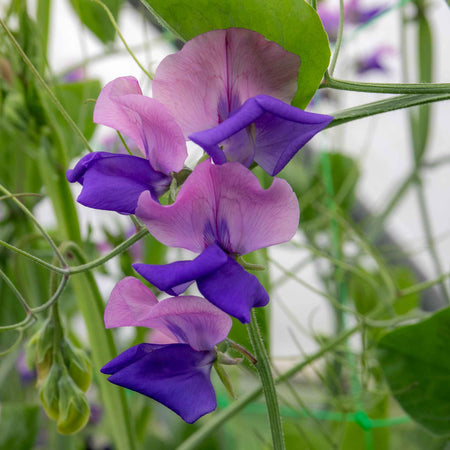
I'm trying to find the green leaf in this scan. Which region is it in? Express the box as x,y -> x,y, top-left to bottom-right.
0,403 -> 40,450
377,306 -> 450,436
69,0 -> 123,44
142,0 -> 330,108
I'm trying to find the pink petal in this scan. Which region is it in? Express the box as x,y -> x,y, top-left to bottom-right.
153,28 -> 300,137
93,76 -> 187,174
136,160 -> 299,255
145,296 -> 232,351
104,277 -> 158,329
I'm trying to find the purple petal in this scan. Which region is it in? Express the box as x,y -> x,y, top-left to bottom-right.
104,277 -> 158,329
66,151 -> 170,214
142,296 -> 232,351
136,160 -> 299,255
153,28 -> 300,137
101,343 -> 216,423
133,243 -> 227,295
189,95 -> 333,175
197,254 -> 269,323
93,77 -> 187,174
356,46 -> 393,74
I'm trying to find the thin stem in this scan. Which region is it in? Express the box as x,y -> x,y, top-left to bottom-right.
31,275 -> 69,313
177,325 -> 360,450
415,182 -> 450,304
322,74 -> 450,95
0,17 -> 95,153
91,0 -> 154,80
226,338 -> 257,364
247,310 -> 285,450
0,267 -> 31,314
328,0 -> 345,76
0,228 -> 149,275
0,184 -> 67,267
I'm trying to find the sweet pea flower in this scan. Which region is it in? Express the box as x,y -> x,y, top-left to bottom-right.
356,46 -> 393,74
101,277 -> 232,423
67,77 -> 187,214
152,28 -> 333,176
132,159 -> 299,323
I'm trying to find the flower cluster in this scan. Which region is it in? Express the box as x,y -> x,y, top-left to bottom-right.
67,28 -> 332,422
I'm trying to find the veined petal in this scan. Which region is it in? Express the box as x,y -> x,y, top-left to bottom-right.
189,95 -> 334,175
93,76 -> 187,174
153,28 -> 300,137
143,296 -> 232,351
197,254 -> 269,323
136,160 -> 299,255
104,277 -> 158,329
66,151 -> 170,214
101,343 -> 216,423
133,243 -> 227,295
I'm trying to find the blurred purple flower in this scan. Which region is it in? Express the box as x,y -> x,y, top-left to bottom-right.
356,46 -> 394,74
133,159 -> 299,323
16,351 -> 35,384
101,277 -> 232,423
62,68 -> 85,83
153,28 -> 333,175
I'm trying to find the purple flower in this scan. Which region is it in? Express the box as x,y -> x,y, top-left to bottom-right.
152,28 -> 333,175
67,77 -> 187,214
318,0 -> 385,42
101,277 -> 232,423
133,159 -> 299,323
356,46 -> 393,74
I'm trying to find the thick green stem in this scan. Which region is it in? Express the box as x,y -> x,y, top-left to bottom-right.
36,0 -> 51,61
322,74 -> 450,95
247,310 -> 285,450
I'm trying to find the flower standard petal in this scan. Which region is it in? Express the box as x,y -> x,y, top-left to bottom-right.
189,95 -> 334,175
66,152 -> 170,214
136,160 -> 299,255
93,76 -> 187,174
152,28 -> 300,137
101,343 -> 216,424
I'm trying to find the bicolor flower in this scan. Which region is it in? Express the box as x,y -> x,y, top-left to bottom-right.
133,159 -> 299,323
101,276 -> 232,423
67,77 -> 187,214
152,28 -> 333,176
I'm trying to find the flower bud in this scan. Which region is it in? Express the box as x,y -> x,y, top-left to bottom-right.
61,340 -> 92,392
39,363 -> 62,421
56,375 -> 90,434
29,318 -> 56,384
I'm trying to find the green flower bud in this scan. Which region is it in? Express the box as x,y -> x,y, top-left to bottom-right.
61,340 -> 92,392
56,375 -> 90,435
31,318 -> 56,384
39,363 -> 62,421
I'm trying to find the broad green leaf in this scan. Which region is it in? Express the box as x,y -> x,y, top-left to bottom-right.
142,0 -> 330,108
377,306 -> 450,436
69,0 -> 123,44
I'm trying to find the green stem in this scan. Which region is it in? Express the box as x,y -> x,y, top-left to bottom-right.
328,0 -> 345,75
177,325 -> 360,450
247,310 -> 285,450
0,228 -> 149,275
415,182 -> 450,304
322,74 -> 450,95
91,0 -> 154,80
328,93 -> 450,128
36,0 -> 51,61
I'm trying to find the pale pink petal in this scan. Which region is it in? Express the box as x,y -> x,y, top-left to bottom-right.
153,28 -> 300,137
94,76 -> 187,174
145,296 -> 232,351
147,329 -> 178,345
136,160 -> 299,255
104,277 -> 158,329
